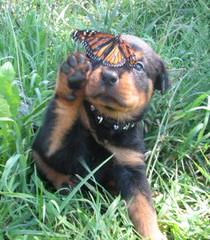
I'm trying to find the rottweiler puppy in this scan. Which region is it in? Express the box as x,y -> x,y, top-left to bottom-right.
32,34 -> 169,240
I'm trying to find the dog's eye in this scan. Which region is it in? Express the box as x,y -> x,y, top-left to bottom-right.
134,62 -> 144,71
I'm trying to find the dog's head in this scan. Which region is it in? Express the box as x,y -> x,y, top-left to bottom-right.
85,35 -> 169,121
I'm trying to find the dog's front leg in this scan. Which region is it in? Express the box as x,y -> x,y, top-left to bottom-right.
108,147 -> 166,240
32,53 -> 91,189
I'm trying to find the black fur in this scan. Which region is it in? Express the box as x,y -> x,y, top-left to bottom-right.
32,98 -> 150,199
32,99 -> 57,156
114,164 -> 152,203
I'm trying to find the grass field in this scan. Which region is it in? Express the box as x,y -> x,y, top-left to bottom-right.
0,0 -> 209,239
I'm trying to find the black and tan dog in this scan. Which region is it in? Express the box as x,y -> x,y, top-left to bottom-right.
32,35 -> 169,239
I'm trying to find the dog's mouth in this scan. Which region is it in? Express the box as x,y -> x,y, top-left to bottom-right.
95,94 -> 126,108
90,92 -> 128,110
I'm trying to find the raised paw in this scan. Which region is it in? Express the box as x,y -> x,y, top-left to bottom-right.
56,53 -> 92,101
60,53 -> 92,90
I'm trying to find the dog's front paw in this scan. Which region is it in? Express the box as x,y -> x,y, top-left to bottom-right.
60,53 -> 92,90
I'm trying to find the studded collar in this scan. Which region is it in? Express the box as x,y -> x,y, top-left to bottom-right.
84,101 -> 138,132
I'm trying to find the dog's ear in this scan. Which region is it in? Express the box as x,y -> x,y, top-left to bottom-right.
154,60 -> 170,94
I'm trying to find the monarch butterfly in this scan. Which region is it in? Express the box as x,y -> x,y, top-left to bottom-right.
72,30 -> 139,67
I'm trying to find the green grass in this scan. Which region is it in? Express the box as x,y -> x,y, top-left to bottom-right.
0,0 -> 209,239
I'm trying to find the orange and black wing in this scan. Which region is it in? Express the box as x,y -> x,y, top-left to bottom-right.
117,40 -> 139,67
72,30 -> 126,67
72,30 -> 137,67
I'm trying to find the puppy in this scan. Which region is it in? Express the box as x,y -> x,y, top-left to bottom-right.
32,34 -> 169,240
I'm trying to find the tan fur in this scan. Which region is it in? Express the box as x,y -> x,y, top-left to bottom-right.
134,50 -> 144,60
106,145 -> 145,166
55,71 -> 74,97
117,71 -> 149,110
46,98 -> 82,157
128,193 -> 166,240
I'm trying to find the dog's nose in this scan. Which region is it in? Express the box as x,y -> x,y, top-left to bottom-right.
101,70 -> 118,86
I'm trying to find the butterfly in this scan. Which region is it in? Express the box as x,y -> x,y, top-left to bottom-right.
72,30 -> 140,68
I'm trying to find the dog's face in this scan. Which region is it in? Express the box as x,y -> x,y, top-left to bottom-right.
85,35 -> 169,121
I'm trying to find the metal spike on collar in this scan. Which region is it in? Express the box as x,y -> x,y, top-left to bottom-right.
123,123 -> 130,130
97,115 -> 103,124
113,124 -> 119,130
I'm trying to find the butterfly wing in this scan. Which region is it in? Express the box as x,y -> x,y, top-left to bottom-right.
72,30 -> 126,67
101,42 -> 126,66
72,30 -> 138,67
72,30 -> 113,58
118,40 -> 138,66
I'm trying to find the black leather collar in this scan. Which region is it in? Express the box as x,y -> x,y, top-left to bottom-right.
84,101 -> 137,132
